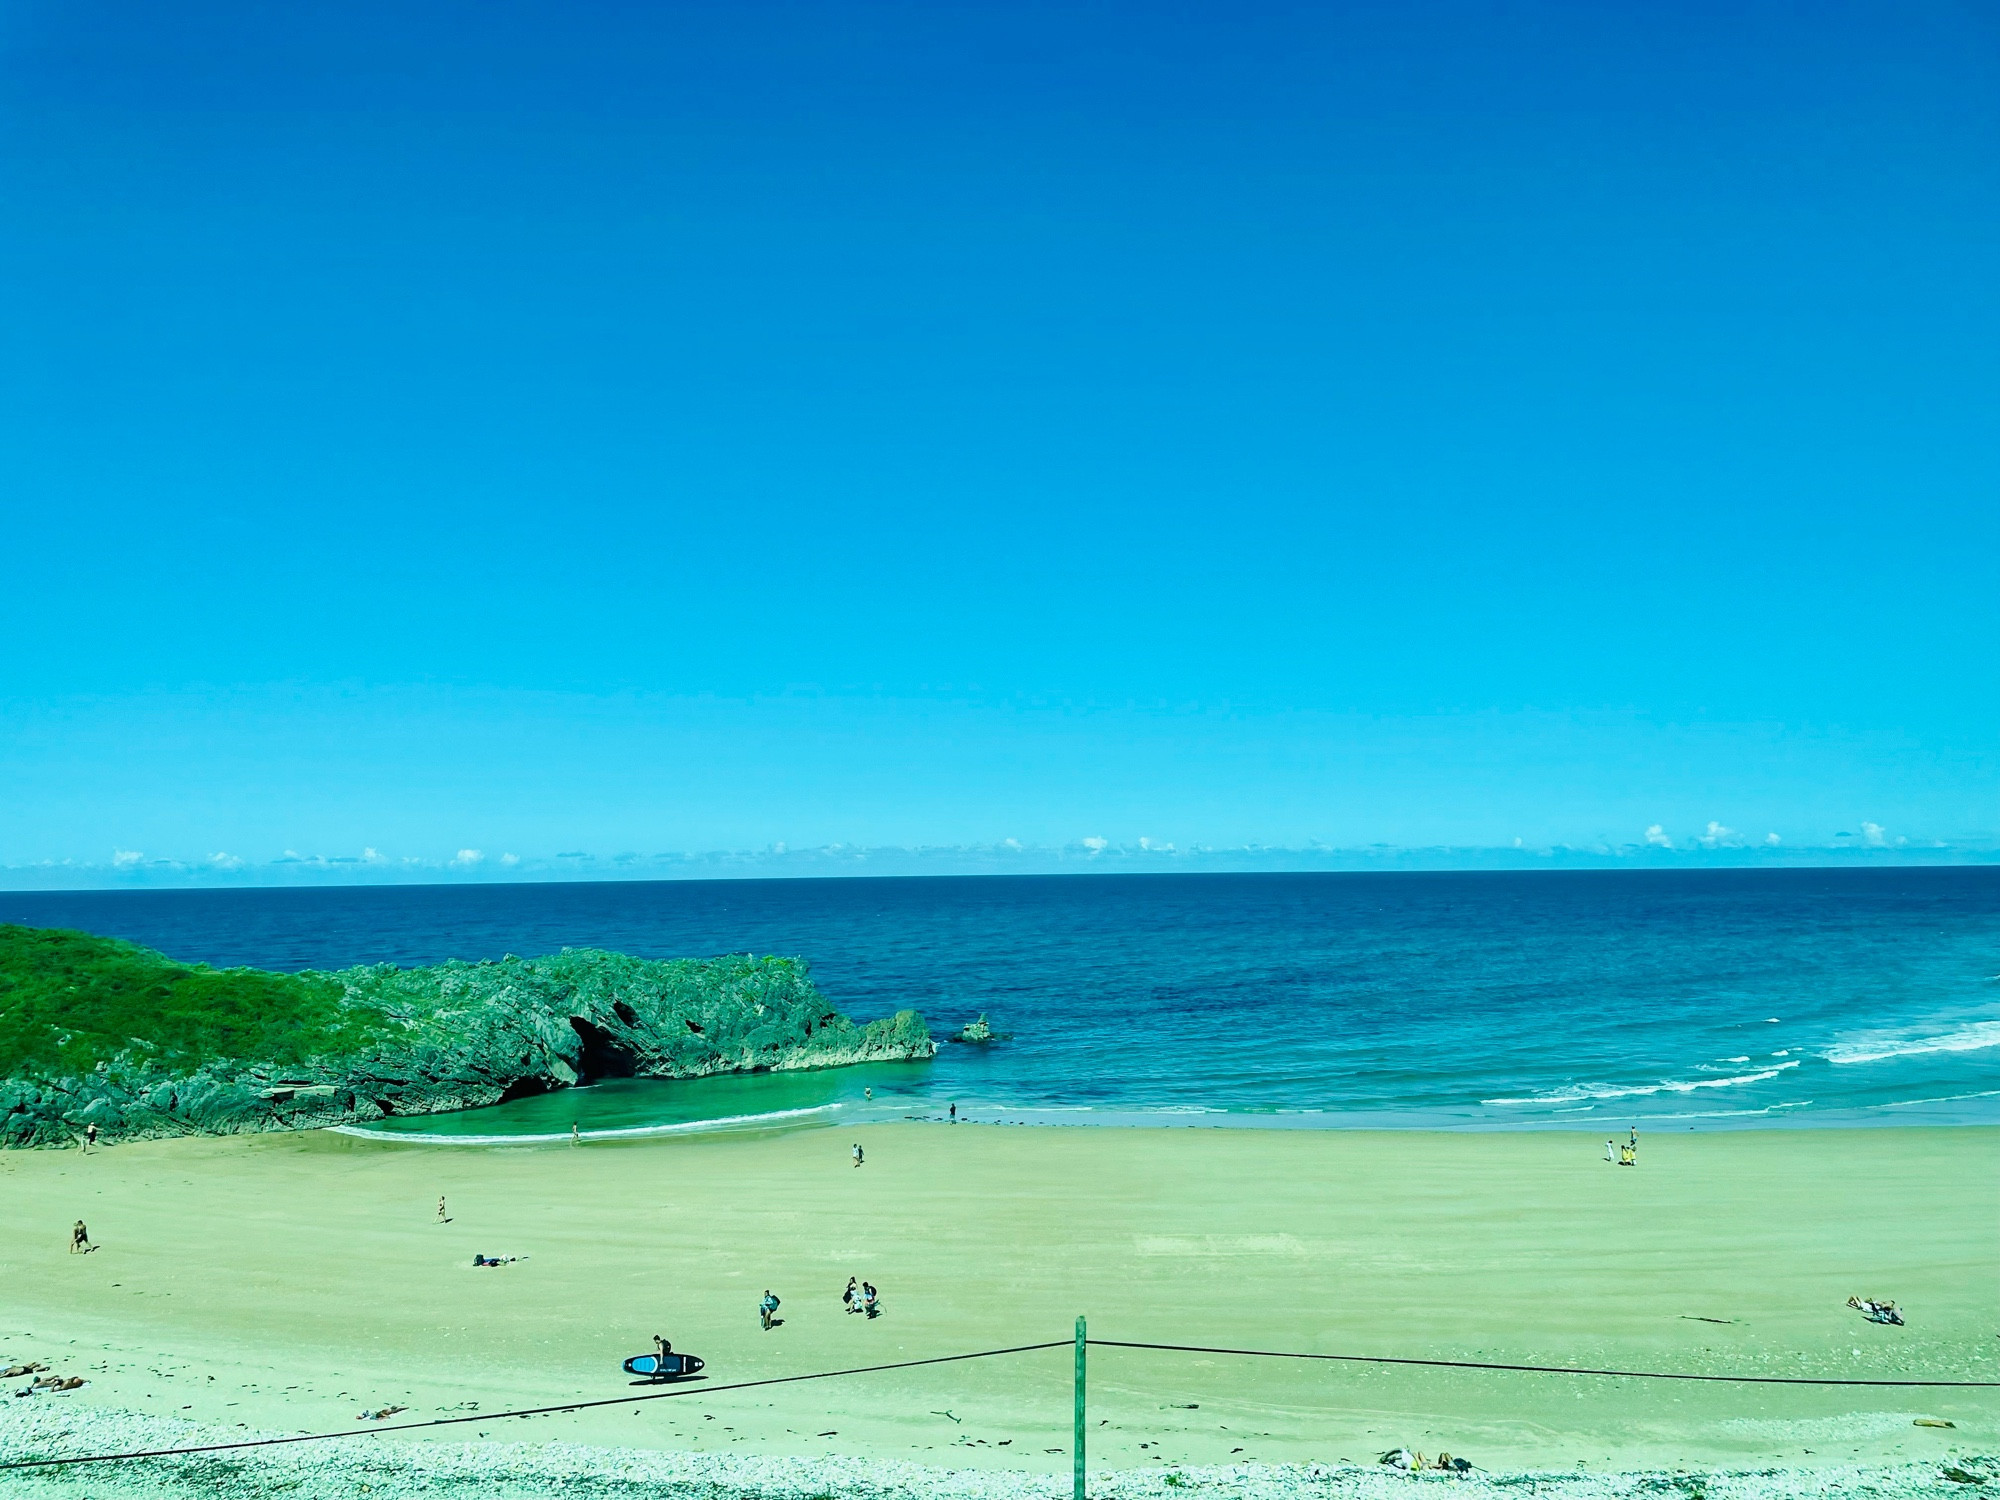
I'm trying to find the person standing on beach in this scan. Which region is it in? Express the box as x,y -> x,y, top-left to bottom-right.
571,1122 -> 581,1146
83,1123 -> 98,1153
949,1102 -> 956,1123
1604,1139 -> 1615,1162
437,1196 -> 448,1223
842,1276 -> 858,1313
69,1220 -> 91,1253
851,1142 -> 864,1168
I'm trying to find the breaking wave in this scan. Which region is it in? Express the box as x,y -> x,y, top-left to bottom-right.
329,1103 -> 839,1146
1824,1019 -> 2000,1066
1483,1061 -> 1800,1107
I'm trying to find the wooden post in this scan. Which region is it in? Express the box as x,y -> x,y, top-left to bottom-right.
1073,1315 -> 1086,1500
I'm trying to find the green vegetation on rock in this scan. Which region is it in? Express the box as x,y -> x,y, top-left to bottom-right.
0,925 -> 933,1148
0,925 -> 389,1078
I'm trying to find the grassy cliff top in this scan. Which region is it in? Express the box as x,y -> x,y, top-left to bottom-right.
0,925 -> 390,1078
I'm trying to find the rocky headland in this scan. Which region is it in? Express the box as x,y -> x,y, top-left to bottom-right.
0,924 -> 933,1147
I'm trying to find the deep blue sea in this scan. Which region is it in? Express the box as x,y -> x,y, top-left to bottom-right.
5,869 -> 1998,1136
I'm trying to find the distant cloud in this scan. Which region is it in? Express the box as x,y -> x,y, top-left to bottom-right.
1861,821 -> 1888,847
499,852 -> 520,866
111,849 -> 144,868
1644,824 -> 1672,848
1698,821 -> 1736,848
451,848 -> 485,867
361,847 -> 383,863
1765,832 -> 1781,845
208,851 -> 244,870
1080,835 -> 1109,852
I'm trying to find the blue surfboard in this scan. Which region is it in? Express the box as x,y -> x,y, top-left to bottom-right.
623,1352 -> 704,1379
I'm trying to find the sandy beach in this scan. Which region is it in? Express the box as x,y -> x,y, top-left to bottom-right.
2,1120 -> 1994,1497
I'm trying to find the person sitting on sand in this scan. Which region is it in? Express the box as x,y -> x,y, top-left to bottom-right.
1617,1143 -> 1636,1166
760,1290 -> 781,1329
69,1220 -> 91,1254
862,1282 -> 880,1318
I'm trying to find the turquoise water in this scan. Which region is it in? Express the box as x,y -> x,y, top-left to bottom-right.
346,1063 -> 942,1143
7,868 -> 1998,1137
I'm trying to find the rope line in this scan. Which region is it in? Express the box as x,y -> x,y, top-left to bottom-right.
6,1333 -> 1992,1472
0,1340 -> 1071,1472
1089,1339 -> 2000,1389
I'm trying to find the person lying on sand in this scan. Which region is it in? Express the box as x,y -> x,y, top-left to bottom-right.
19,1375 -> 86,1394
357,1405 -> 407,1421
472,1253 -> 522,1266
1,1363 -> 48,1379
1848,1295 -> 1904,1325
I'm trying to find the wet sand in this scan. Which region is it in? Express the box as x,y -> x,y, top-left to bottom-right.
1,1121 -> 1994,1492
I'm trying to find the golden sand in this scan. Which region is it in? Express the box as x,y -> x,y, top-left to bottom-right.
1,1122 -> 1993,1473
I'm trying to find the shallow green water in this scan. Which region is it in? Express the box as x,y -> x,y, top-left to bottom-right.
351,1060 -> 940,1141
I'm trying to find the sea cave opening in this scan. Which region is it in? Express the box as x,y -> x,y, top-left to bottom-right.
568,1016 -> 640,1084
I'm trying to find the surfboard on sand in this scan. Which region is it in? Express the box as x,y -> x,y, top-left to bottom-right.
623,1352 -> 705,1379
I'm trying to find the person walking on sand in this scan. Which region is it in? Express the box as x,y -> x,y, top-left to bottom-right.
437,1196 -> 448,1223
69,1220 -> 91,1254
842,1276 -> 858,1314
1604,1138 -> 1615,1162
571,1122 -> 581,1146
759,1290 -> 781,1330
851,1142 -> 863,1168
83,1123 -> 98,1153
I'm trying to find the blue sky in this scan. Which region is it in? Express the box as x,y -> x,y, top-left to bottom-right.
2,0 -> 1996,884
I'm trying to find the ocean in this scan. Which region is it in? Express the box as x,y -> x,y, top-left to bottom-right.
5,868 -> 1997,1137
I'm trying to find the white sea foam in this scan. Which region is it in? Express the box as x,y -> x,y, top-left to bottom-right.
1824,1019 -> 2000,1065
1482,1060 -> 1799,1107
328,1103 -> 839,1146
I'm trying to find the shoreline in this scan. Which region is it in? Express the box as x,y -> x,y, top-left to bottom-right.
325,1094 -> 2000,1145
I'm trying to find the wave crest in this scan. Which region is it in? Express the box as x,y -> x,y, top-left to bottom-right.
1483,1061 -> 1799,1107
1825,1020 -> 2000,1066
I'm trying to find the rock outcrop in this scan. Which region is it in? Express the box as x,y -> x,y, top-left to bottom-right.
0,943 -> 933,1148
